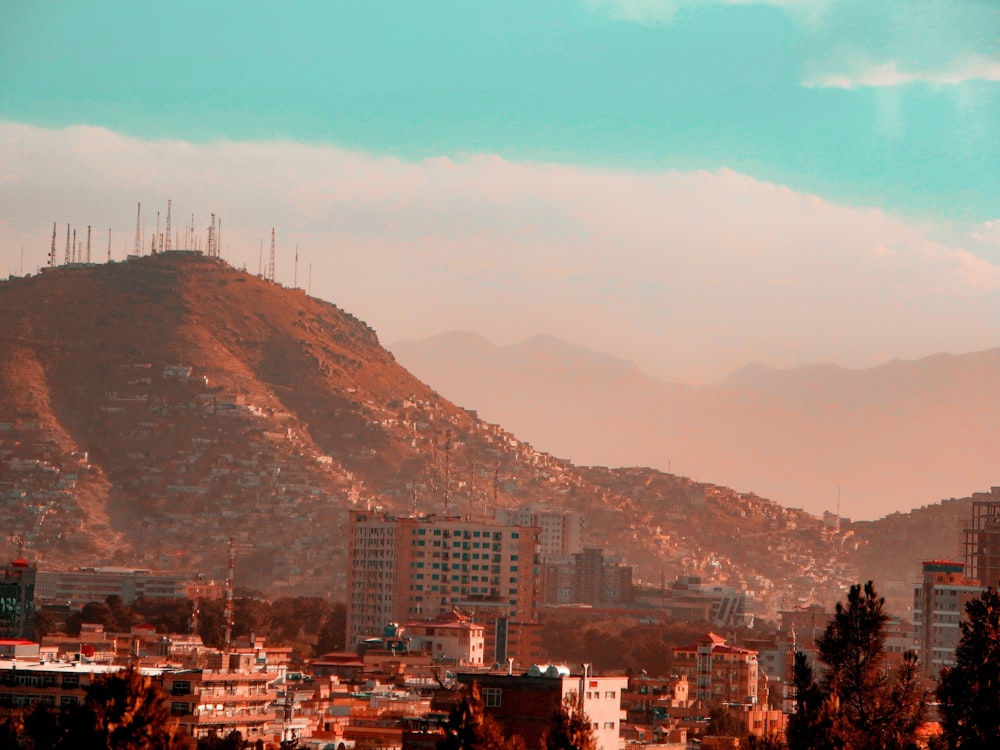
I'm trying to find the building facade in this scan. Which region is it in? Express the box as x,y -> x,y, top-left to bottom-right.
0,559 -> 36,639
347,512 -> 540,647
912,560 -> 984,679
672,633 -> 759,706
34,567 -> 191,609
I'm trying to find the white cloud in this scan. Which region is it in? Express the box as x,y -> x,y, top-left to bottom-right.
806,54 -> 1000,89
1,122 -> 998,383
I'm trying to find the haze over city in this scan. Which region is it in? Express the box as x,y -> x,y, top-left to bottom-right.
2,2 -> 998,510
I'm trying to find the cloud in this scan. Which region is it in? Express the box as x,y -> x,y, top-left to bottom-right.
806,54 -> 1000,89
1,121 -> 998,383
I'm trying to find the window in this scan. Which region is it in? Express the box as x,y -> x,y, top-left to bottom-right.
171,681 -> 191,696
605,691 -> 616,699
61,674 -> 80,689
483,687 -> 502,707
604,721 -> 615,729
171,701 -> 191,716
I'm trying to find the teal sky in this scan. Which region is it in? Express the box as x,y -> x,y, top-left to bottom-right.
2,0 -> 997,223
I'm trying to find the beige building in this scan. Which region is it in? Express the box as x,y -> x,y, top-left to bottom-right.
346,511 -> 540,647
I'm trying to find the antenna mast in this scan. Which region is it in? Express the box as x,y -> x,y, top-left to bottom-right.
64,223 -> 71,265
133,203 -> 141,255
154,212 -> 160,254
207,213 -> 216,257
49,223 -> 57,267
294,243 -> 299,288
107,228 -> 112,262
164,199 -> 172,252
224,537 -> 235,651
268,228 -> 276,282
71,228 -> 76,264
86,225 -> 92,263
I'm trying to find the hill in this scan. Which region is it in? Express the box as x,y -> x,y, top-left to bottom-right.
0,253 -> 977,617
390,333 -> 1000,520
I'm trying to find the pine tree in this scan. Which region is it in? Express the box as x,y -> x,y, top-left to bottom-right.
543,692 -> 597,750
937,587 -> 1000,749
786,581 -> 926,750
437,682 -> 520,750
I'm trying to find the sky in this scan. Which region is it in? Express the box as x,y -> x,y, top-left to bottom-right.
1,0 -> 998,383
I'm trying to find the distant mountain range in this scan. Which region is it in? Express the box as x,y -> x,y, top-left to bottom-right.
390,332 -> 1000,520
0,253 -> 986,616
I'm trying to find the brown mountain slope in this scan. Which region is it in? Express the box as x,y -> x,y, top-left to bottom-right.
0,253 -> 966,615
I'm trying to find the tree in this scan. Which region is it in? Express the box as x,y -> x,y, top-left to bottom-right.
786,581 -> 925,750
937,587 -> 1000,749
706,703 -> 744,738
437,682 -> 520,750
53,667 -> 192,750
543,691 -> 597,750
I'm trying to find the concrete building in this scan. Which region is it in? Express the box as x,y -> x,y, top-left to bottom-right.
963,488 -> 1000,588
35,567 -> 191,609
542,548 -> 634,606
673,633 -> 759,706
495,508 -> 584,557
346,511 -> 540,647
0,558 -> 36,639
912,560 -> 984,679
456,667 -> 627,750
403,611 -> 485,665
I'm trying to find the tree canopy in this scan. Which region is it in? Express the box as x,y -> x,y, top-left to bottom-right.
936,587 -> 1000,750
786,581 -> 925,750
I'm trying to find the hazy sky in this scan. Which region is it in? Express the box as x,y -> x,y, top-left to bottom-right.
1,1 -> 998,383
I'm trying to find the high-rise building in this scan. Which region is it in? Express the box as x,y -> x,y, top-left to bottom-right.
346,512 -> 540,647
672,632 -> 760,705
0,557 -> 36,639
494,508 -> 583,557
912,560 -> 984,679
963,487 -> 1000,588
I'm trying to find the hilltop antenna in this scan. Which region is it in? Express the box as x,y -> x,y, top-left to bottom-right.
224,537 -> 235,651
133,203 -> 141,255
207,213 -> 216,257
258,240 -> 263,276
64,223 -> 71,265
189,214 -> 194,251
164,199 -> 172,252
217,217 -> 222,260
86,225 -> 91,263
71,228 -> 76,264
294,243 -> 298,288
268,228 -> 276,282
49,223 -> 57,267
154,212 -> 160,254
107,228 -> 112,262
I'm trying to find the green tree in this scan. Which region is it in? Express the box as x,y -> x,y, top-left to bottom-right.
543,691 -> 597,750
315,603 -> 347,655
706,703 -> 744,737
437,682 -> 520,750
937,587 -> 1000,749
786,581 -> 925,750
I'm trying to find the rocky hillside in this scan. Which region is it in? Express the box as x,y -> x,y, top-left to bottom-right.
0,253 -> 977,617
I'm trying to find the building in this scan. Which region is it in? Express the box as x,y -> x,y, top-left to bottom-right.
963,488 -> 1000,588
346,512 -> 540,647
912,560 -> 984,679
542,548 -> 634,607
489,617 -> 545,668
0,659 -> 163,713
456,667 -> 627,750
672,633 -> 759,706
495,508 -> 584,557
0,558 -> 36,639
403,611 -> 485,665
35,567 -> 191,610
161,657 -> 277,741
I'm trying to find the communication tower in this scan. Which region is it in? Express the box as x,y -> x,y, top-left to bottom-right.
164,199 -> 172,252
86,225 -> 92,264
206,213 -> 216,257
71,229 -> 76,264
64,223 -> 71,265
107,228 -> 112,262
224,537 -> 235,651
133,203 -> 142,255
49,223 -> 57,267
268,228 -> 276,282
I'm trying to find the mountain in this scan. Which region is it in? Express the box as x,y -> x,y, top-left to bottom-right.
390,333 -> 1000,520
0,253 -> 977,617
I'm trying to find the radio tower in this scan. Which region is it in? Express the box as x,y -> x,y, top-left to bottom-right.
133,203 -> 141,255
71,229 -> 76,264
164,200 -> 172,252
224,537 -> 235,651
268,228 -> 276,282
86,225 -> 92,263
154,212 -> 160,254
217,217 -> 222,259
206,213 -> 216,257
107,228 -> 112,262
48,223 -> 57,267
64,223 -> 71,265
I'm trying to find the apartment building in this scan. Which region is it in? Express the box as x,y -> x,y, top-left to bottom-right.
913,560 -> 984,679
672,632 -> 759,705
346,511 -> 540,647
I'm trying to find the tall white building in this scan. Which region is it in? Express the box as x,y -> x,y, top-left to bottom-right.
495,507 -> 583,556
